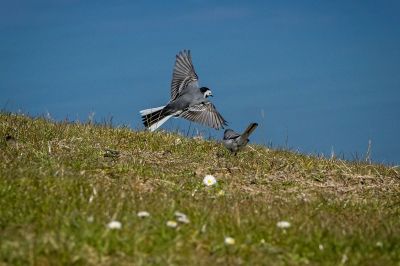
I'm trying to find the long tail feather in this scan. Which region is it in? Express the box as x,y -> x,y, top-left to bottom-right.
147,115 -> 173,131
140,106 -> 165,116
242,123 -> 258,138
140,106 -> 172,131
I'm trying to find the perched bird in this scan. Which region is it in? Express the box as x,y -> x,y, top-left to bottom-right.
222,123 -> 258,155
140,50 -> 227,131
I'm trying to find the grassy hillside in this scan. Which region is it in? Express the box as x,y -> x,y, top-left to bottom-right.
0,112 -> 399,265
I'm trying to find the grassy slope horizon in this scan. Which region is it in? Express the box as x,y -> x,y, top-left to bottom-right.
1,112 -> 399,265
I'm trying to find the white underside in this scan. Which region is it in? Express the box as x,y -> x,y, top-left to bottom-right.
148,114 -> 173,132
139,106 -> 165,116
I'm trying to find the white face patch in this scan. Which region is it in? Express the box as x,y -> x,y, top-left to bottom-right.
204,90 -> 213,98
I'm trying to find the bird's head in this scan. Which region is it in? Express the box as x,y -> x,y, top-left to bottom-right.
200,87 -> 213,98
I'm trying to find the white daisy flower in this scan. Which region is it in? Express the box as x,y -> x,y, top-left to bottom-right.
175,138 -> 182,145
177,216 -> 190,224
276,221 -> 291,229
171,211 -> 189,223
319,244 -> 324,251
224,236 -> 235,245
174,211 -> 186,218
203,175 -> 217,186
137,211 -> 150,218
107,220 -> 122,230
166,220 -> 178,228
87,216 -> 94,223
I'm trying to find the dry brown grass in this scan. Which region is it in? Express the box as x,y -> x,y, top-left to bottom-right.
1,112 -> 399,265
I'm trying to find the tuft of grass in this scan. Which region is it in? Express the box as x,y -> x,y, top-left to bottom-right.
1,112 -> 399,265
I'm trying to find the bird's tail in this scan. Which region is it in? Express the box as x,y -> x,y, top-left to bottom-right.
140,106 -> 172,131
241,123 -> 258,139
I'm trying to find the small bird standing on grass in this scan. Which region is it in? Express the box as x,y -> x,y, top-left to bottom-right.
140,50 -> 227,131
222,123 -> 258,155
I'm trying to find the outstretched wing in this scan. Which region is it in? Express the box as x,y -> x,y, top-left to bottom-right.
171,50 -> 199,100
180,102 -> 227,130
224,129 -> 240,140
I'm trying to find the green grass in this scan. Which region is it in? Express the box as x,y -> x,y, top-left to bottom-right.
1,112 -> 399,265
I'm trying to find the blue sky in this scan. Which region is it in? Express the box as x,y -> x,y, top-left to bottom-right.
1,1 -> 400,164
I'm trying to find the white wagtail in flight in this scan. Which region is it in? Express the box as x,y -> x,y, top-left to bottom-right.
140,50 -> 227,131
222,123 -> 258,155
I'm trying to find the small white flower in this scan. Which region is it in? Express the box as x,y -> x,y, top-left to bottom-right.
174,138 -> 182,145
217,190 -> 225,196
166,220 -> 178,228
276,221 -> 291,229
260,239 -> 266,244
87,216 -> 94,223
224,237 -> 235,245
107,220 -> 122,230
376,241 -> 383,247
319,244 -> 324,251
177,216 -> 190,224
174,211 -> 186,218
173,211 -> 190,223
137,211 -> 150,218
203,175 -> 217,186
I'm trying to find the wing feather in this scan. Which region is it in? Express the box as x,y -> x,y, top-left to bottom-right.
224,129 -> 240,140
171,50 -> 199,100
180,102 -> 227,130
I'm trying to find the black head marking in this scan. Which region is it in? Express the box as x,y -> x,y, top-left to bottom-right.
200,87 -> 213,98
200,87 -> 210,93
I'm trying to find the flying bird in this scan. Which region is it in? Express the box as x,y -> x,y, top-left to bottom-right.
222,123 -> 258,155
140,50 -> 227,131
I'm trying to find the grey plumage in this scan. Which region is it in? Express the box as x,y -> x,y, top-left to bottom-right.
223,123 -> 258,155
140,50 -> 227,131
